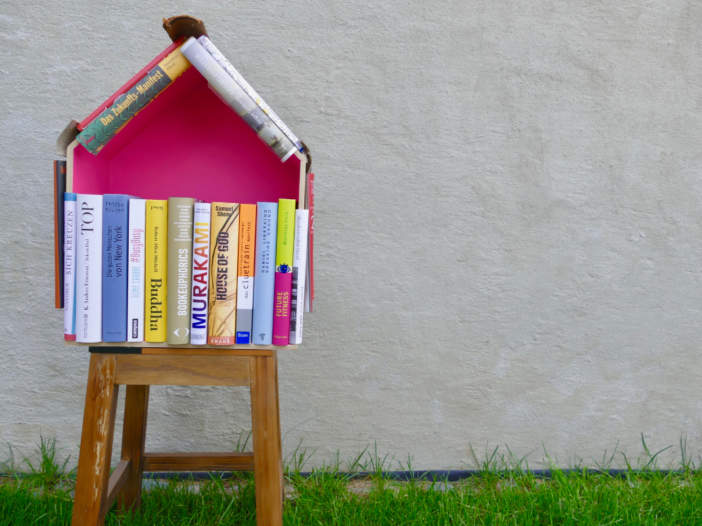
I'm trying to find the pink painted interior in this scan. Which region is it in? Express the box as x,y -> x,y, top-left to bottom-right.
72,67 -> 301,204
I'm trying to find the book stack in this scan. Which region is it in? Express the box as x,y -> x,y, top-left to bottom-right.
62,195 -> 312,346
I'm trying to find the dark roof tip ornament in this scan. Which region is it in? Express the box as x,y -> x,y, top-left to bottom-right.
162,15 -> 209,42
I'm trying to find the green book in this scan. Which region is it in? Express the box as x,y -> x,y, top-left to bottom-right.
275,199 -> 297,268
167,197 -> 195,345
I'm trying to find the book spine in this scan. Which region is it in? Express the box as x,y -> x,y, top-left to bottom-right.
306,173 -> 314,313
76,44 -> 190,155
78,38 -> 184,131
167,198 -> 195,345
197,36 -> 303,152
63,193 -> 77,340
54,160 -> 66,308
272,199 -> 296,345
145,200 -> 168,343
251,203 -> 278,345
180,37 -> 297,162
102,195 -> 130,342
76,195 -> 103,343
290,210 -> 309,345
190,203 -> 212,345
127,199 -> 146,342
208,203 -> 240,345
236,204 -> 256,344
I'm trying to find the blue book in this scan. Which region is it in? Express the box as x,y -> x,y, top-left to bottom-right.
63,193 -> 77,340
102,195 -> 131,342
251,202 -> 278,345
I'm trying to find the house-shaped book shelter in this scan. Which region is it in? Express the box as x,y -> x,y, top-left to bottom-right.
56,27 -> 309,349
64,48 -> 307,208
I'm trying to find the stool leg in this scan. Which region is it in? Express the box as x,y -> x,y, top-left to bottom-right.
273,352 -> 284,501
72,354 -> 120,526
250,355 -> 283,526
117,385 -> 149,514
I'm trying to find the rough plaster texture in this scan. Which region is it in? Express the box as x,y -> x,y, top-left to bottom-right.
1,1 -> 702,471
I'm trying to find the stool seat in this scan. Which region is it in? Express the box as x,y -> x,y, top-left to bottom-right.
71,347 -> 283,526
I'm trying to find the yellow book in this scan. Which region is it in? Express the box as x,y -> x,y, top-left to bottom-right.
145,200 -> 168,342
208,203 -> 240,345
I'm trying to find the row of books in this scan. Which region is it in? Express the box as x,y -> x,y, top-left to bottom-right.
63,195 -> 310,346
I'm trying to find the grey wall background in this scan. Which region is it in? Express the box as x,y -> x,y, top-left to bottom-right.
1,0 -> 702,470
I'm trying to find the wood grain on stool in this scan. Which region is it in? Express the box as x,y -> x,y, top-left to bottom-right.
115,355 -> 249,385
118,385 -> 149,513
142,452 -> 254,472
142,347 -> 274,357
71,353 -> 120,526
104,460 -> 130,514
250,355 -> 284,526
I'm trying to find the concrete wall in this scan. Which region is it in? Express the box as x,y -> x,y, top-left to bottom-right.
1,0 -> 701,470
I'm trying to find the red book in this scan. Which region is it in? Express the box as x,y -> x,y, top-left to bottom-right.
53,160 -> 66,309
77,37 -> 184,131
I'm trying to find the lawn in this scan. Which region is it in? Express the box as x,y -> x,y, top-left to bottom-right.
2,439 -> 701,525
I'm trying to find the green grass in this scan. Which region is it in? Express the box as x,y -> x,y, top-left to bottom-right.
2,437 -> 702,525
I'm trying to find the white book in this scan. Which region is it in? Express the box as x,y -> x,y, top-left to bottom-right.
127,199 -> 146,342
190,203 -> 211,345
197,36 -> 303,151
289,210 -> 309,345
76,194 -> 103,343
63,194 -> 77,340
304,238 -> 311,314
180,37 -> 297,162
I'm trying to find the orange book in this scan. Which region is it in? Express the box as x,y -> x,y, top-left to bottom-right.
236,204 -> 256,343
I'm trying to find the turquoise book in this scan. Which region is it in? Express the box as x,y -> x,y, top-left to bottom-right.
251,202 -> 278,345
102,195 -> 131,342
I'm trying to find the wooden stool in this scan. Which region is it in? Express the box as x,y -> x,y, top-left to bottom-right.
70,347 -> 283,526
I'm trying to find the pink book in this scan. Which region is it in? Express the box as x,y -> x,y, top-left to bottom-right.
271,199 -> 296,345
272,272 -> 293,345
